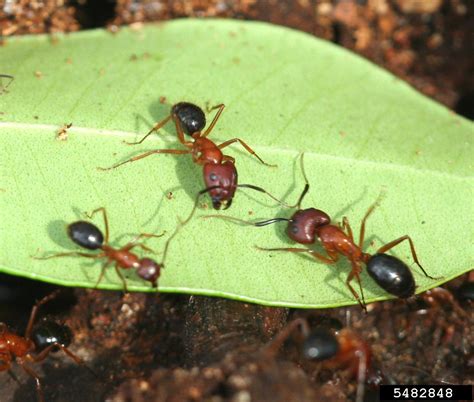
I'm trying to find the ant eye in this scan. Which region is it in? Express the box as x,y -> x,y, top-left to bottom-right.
210,173 -> 217,181
291,224 -> 299,233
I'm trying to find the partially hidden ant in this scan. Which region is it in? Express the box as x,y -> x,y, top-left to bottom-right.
0,74 -> 14,95
262,318 -> 383,402
0,290 -> 94,402
33,207 -> 173,291
99,102 -> 278,209
205,154 -> 438,311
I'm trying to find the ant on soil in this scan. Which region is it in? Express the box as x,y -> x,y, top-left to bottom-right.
0,74 -> 13,95
98,102 -> 277,209
262,317 -> 383,402
33,207 -> 173,291
0,290 -> 94,402
205,154 -> 439,311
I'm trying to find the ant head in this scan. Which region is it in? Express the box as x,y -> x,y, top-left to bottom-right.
203,161 -> 238,210
172,102 -> 206,136
32,320 -> 72,352
366,253 -> 415,299
287,208 -> 331,244
137,258 -> 162,288
302,327 -> 339,361
68,221 -> 104,250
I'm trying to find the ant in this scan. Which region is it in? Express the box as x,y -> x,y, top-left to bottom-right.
206,154 -> 438,311
0,74 -> 13,95
262,318 -> 382,402
0,290 -> 93,402
33,207 -> 173,292
99,102 -> 277,209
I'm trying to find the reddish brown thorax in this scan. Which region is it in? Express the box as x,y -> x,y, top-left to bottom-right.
0,332 -> 34,359
192,137 -> 223,165
287,208 -> 331,244
203,161 -> 238,209
317,225 -> 365,262
103,245 -> 140,269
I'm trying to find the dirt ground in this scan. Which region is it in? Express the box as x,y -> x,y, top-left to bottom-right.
0,1 -> 473,401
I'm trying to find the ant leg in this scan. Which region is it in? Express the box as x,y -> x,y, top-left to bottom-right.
218,138 -> 276,167
171,114 -> 195,146
122,232 -> 166,253
94,260 -> 112,289
256,246 -> 337,264
86,207 -> 110,244
114,264 -> 129,292
202,104 -> 225,137
0,322 -> 7,334
340,217 -> 355,243
125,115 -> 172,145
261,318 -> 310,358
346,263 -> 367,312
33,252 -> 104,260
25,290 -> 61,340
376,236 -> 438,279
31,343 -> 98,379
20,363 -> 45,402
359,194 -> 384,249
98,149 -> 191,171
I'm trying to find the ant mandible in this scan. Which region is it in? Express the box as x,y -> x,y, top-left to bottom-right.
206,154 -> 438,311
0,290 -> 94,402
262,318 -> 382,402
33,207 -> 173,292
99,102 -> 276,209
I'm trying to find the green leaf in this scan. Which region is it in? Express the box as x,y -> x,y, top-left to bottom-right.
0,20 -> 472,308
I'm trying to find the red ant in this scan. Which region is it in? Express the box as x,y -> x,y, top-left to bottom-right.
33,207 -> 175,292
262,318 -> 381,402
206,154 -> 438,311
0,74 -> 13,95
98,102 -> 277,209
0,290 -> 94,402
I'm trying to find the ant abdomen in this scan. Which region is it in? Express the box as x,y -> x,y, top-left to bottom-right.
32,321 -> 72,352
366,253 -> 416,298
302,327 -> 339,361
171,102 -> 206,135
68,221 -> 104,250
287,208 -> 331,244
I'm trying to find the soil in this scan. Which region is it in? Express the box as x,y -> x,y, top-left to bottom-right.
0,1 -> 473,401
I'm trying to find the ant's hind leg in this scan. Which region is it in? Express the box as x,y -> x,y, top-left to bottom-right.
203,104 -> 225,137
20,363 -> 45,402
125,115 -> 172,145
98,149 -> 191,171
377,236 -> 439,279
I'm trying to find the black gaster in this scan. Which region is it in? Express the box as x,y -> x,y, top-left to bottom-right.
172,102 -> 206,135
32,321 -> 73,352
366,253 -> 416,298
303,328 -> 339,361
68,221 -> 104,250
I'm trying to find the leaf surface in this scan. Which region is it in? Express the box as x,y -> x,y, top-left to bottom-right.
0,20 -> 472,308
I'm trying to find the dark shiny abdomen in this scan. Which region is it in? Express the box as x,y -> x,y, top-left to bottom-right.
366,253 -> 415,298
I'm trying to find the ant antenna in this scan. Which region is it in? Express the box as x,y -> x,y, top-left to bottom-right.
295,152 -> 310,210
161,185 -> 222,263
